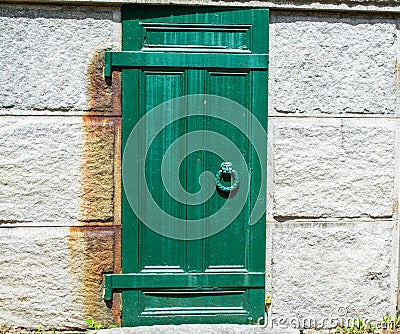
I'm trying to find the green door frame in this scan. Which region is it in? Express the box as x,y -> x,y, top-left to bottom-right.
104,5 -> 269,326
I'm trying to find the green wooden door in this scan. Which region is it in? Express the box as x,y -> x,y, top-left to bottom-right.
104,5 -> 269,326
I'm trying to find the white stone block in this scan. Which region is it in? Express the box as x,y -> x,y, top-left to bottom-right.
269,13 -> 399,115
0,227 -> 115,329
272,119 -> 395,219
0,116 -> 114,225
270,221 -> 398,329
0,5 -> 119,115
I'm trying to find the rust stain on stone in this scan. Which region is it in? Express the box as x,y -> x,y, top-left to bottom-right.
113,117 -> 122,226
392,198 -> 398,217
79,116 -> 115,224
68,226 -> 121,326
76,115 -> 122,325
111,71 -> 122,117
111,227 -> 122,325
82,50 -> 122,222
87,50 -> 121,116
111,68 -> 122,226
87,50 -> 112,113
72,49 -> 123,327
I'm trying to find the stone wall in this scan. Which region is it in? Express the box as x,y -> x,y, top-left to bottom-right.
0,1 -> 399,331
267,9 -> 400,329
0,4 -> 121,330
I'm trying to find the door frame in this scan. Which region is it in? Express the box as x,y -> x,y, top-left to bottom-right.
104,5 -> 269,326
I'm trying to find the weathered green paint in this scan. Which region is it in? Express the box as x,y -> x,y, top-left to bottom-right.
105,272 -> 265,290
105,5 -> 269,326
104,51 -> 268,73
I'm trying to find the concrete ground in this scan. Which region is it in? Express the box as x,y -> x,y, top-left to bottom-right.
97,325 -> 300,334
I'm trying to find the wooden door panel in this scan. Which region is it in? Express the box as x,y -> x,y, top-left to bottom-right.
104,6 -> 269,326
123,290 -> 251,326
142,70 -> 187,110
138,69 -> 187,273
204,70 -> 253,276
206,70 -> 251,106
124,7 -> 256,53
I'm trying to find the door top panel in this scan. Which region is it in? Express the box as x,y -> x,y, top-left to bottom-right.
122,6 -> 269,54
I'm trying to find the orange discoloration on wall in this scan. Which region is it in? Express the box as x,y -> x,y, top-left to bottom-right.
392,198 -> 398,218
111,227 -> 122,325
79,116 -> 115,224
111,74 -> 122,323
112,71 -> 122,117
68,226 -> 121,326
111,68 -> 122,226
72,49 -> 123,327
113,117 -> 122,226
87,50 -> 112,113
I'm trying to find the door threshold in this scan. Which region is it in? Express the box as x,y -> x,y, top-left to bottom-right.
97,324 -> 300,334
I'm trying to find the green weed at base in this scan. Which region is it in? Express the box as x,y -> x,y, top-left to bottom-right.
85,319 -> 118,331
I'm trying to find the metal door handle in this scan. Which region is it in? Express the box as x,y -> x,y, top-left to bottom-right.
215,162 -> 240,193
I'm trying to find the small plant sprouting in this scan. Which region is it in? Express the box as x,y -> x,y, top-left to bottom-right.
382,314 -> 392,329
85,319 -> 102,331
85,319 -> 118,331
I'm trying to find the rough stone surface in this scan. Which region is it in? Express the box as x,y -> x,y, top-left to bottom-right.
270,221 -> 398,329
68,226 -> 117,327
5,0 -> 400,14
0,117 -> 81,225
98,325 -> 299,334
269,12 -> 399,115
0,5 -> 119,115
79,117 -> 115,223
0,116 -> 115,225
272,119 -> 395,219
0,227 -> 115,329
